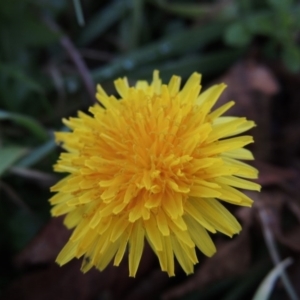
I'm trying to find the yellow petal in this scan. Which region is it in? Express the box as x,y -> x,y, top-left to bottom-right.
191,198 -> 241,237
96,241 -> 119,271
222,148 -> 254,160
56,240 -> 78,266
110,215 -> 130,242
207,101 -> 235,121
114,77 -> 129,98
171,236 -> 194,275
144,216 -> 163,251
129,221 -> 145,277
114,224 -> 132,266
156,209 -> 170,236
216,176 -> 261,191
184,215 -> 216,257
168,75 -> 181,96
168,220 -> 194,248
185,200 -> 216,233
196,83 -> 226,112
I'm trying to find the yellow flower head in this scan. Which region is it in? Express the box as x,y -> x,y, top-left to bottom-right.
50,71 -> 260,277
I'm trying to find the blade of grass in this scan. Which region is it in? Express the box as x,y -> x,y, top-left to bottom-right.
0,110 -> 48,142
129,50 -> 244,81
10,167 -> 57,186
73,0 -> 85,26
0,146 -> 27,176
129,0 -> 144,50
77,0 -> 131,45
252,258 -> 294,300
15,139 -> 56,168
90,22 -> 226,82
15,127 -> 69,168
119,14 -> 132,52
0,180 -> 32,212
151,0 -> 223,19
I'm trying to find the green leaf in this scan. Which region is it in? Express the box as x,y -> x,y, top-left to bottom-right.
282,44 -> 300,73
219,2 -> 239,20
293,6 -> 300,28
0,110 -> 48,142
244,12 -> 273,35
224,22 -> 252,47
0,146 -> 27,176
252,258 -> 293,300
267,0 -> 293,11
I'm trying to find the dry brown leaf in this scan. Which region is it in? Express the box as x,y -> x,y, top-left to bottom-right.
254,161 -> 297,187
162,230 -> 251,300
216,60 -> 279,113
4,258 -> 152,300
2,261 -> 102,300
5,217 -> 165,300
247,62 -> 279,96
14,216 -> 71,268
124,269 -> 170,300
215,60 -> 279,160
235,206 -> 255,227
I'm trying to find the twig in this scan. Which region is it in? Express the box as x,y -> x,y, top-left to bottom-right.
43,14 -> 95,104
10,167 -> 58,187
0,180 -> 32,213
258,207 -> 299,300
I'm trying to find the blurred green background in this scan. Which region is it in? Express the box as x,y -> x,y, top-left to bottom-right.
1,0 -> 300,299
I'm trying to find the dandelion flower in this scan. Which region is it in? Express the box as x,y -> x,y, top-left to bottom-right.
50,71 -> 260,277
